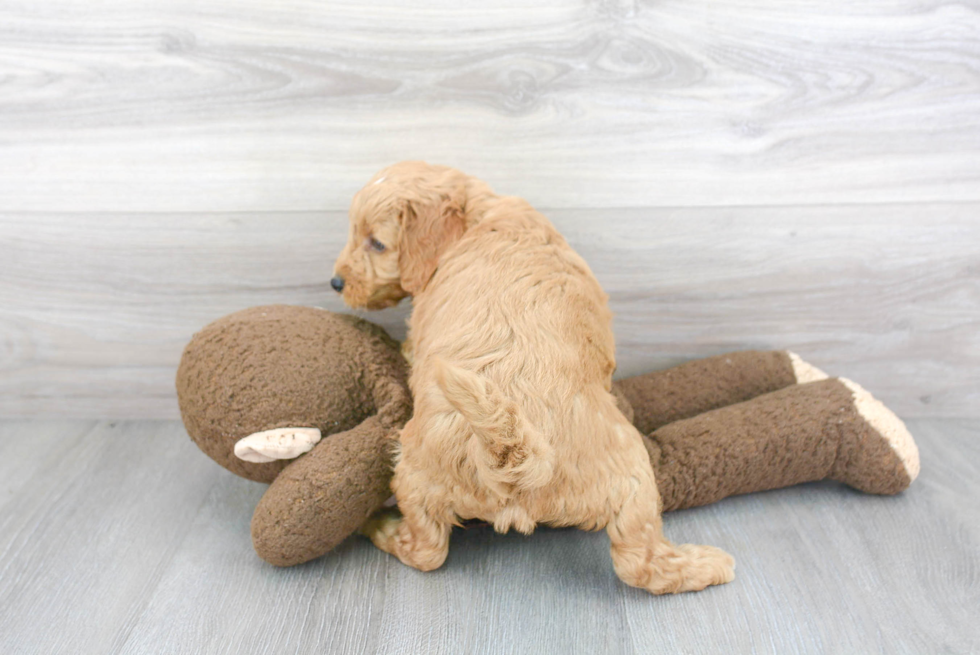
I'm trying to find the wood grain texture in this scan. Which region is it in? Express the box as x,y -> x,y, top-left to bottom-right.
0,418 -> 976,654
2,205 -> 977,419
1,0 -> 978,212
0,421 -> 221,655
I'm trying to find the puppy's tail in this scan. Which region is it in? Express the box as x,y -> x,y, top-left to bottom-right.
434,358 -> 554,497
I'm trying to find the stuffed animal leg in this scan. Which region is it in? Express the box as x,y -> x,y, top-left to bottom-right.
612,349 -> 828,434
612,355 -> 920,511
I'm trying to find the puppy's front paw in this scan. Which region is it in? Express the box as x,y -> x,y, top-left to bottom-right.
400,338 -> 415,367
361,508 -> 402,554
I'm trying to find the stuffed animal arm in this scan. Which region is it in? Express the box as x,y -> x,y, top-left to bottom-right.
176,306 -> 918,566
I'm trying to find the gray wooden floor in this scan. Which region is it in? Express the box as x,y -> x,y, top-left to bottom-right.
1,418 -> 977,654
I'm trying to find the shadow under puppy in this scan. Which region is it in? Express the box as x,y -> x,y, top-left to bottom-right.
331,162 -> 734,594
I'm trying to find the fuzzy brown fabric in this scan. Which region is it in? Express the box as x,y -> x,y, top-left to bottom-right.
613,350 -> 798,435
645,378 -> 913,512
251,415 -> 397,566
176,305 -> 410,483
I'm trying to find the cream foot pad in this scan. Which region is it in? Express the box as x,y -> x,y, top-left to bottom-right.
234,427 -> 322,463
786,351 -> 829,383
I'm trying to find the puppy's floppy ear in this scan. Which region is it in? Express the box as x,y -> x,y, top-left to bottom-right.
398,182 -> 466,295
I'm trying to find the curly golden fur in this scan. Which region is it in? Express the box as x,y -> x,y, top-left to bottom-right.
333,161 -> 735,594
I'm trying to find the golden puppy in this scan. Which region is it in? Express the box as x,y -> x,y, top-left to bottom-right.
332,162 -> 734,594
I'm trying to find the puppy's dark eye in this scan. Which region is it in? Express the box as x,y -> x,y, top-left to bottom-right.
368,236 -> 386,253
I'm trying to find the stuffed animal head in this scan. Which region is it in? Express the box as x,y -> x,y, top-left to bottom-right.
176,305 -> 411,483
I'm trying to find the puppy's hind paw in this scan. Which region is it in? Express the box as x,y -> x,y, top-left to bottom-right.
615,541 -> 736,595
670,543 -> 736,592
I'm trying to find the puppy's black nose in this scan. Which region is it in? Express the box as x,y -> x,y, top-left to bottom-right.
330,276 -> 345,293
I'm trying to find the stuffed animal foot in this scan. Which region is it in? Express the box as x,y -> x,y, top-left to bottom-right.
645,378 -> 921,511
614,350 -> 825,434
831,378 -> 920,494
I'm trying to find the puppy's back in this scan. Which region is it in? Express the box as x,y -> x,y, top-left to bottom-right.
411,197 -> 616,415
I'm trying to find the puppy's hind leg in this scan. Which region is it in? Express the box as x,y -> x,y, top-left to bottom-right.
362,456 -> 452,572
606,474 -> 735,594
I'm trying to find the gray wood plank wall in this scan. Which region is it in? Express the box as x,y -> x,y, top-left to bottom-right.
2,0 -> 978,419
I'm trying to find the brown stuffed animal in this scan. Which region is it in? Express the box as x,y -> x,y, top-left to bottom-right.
176,305 -> 919,567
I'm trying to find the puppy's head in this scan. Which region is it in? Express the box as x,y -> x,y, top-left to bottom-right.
332,161 -> 468,309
